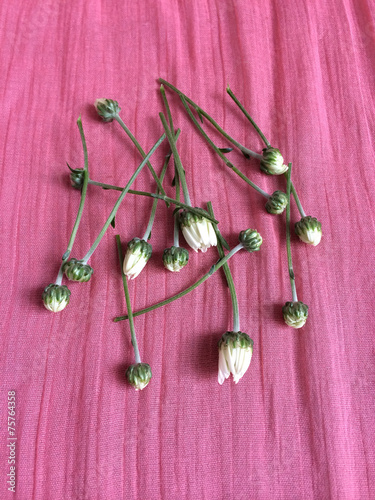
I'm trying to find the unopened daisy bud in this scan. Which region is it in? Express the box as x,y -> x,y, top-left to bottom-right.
282,301 -> 308,329
42,284 -> 71,312
63,258 -> 94,282
126,363 -> 152,391
163,246 -> 189,272
123,238 -> 152,280
94,98 -> 121,122
69,167 -> 85,189
239,229 -> 263,252
265,190 -> 288,215
179,209 -> 217,253
218,331 -> 253,385
295,216 -> 322,246
260,147 -> 288,175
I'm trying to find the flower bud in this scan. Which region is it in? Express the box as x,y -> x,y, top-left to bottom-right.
260,147 -> 288,175
179,209 -> 217,253
69,168 -> 85,189
63,259 -> 94,282
94,98 -> 121,122
163,246 -> 189,272
295,216 -> 322,246
218,331 -> 254,385
239,229 -> 263,252
265,190 -> 288,215
123,238 -> 152,280
42,284 -> 71,312
126,363 -> 152,391
282,301 -> 308,329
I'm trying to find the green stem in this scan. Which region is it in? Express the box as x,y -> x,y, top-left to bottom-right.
62,117 -> 89,261
207,202 -> 240,332
116,235 -> 141,364
55,261 -> 65,286
159,78 -> 262,160
114,243 -> 244,322
286,176 -> 306,218
86,179 -> 218,224
173,166 -> 181,247
179,95 -> 271,199
142,150 -> 170,241
286,163 -> 298,302
81,133 -> 165,263
226,86 -> 271,148
160,84 -> 175,135
159,112 -> 192,206
114,114 -> 166,197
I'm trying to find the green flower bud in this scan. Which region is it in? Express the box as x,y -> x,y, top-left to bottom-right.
42,284 -> 71,312
163,246 -> 189,272
123,238 -> 152,280
126,363 -> 152,391
94,98 -> 121,122
69,168 -> 85,189
260,147 -> 288,175
179,209 -> 217,252
265,190 -> 288,215
63,259 -> 94,282
239,229 -> 263,252
218,331 -> 254,384
295,216 -> 322,246
282,301 -> 308,329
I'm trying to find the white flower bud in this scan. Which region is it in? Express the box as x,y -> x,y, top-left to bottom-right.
295,216 -> 322,246
126,363 -> 152,391
179,210 -> 217,253
218,332 -> 253,385
260,147 -> 288,175
123,238 -> 152,280
42,284 -> 71,313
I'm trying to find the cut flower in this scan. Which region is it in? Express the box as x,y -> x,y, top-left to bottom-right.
218,331 -> 253,385
179,209 -> 217,253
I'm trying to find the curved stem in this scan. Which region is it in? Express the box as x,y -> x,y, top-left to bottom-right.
159,78 -> 262,160
81,133 -> 165,263
226,86 -> 271,148
55,261 -> 65,286
286,163 -> 298,302
62,117 -> 89,261
116,235 -> 141,364
142,149 -> 170,241
114,243 -> 243,322
114,114 -> 166,197
179,95 -> 271,199
159,112 -> 192,206
208,202 -> 239,332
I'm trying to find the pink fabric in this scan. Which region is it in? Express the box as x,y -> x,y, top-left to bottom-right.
1,0 -> 374,498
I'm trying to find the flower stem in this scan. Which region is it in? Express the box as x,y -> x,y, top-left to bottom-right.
55,261 -> 65,286
286,175 -> 306,217
173,166 -> 181,247
114,113 -> 166,197
86,179 -> 218,224
159,78 -> 262,160
226,86 -> 271,148
62,117 -> 89,261
81,133 -> 166,263
160,84 -> 175,135
178,95 -> 271,199
208,202 -> 240,332
116,235 -> 141,363
114,243 -> 243,322
286,163 -> 298,302
159,112 -> 192,206
142,149 -> 170,241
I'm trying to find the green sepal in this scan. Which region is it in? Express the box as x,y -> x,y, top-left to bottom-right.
63,258 -> 94,282
239,229 -> 263,252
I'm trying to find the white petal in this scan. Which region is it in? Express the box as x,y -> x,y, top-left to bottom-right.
218,349 -> 230,385
182,227 -> 200,252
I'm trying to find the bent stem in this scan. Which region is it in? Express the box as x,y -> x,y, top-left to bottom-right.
114,243 -> 244,322
286,163 -> 298,302
116,235 -> 141,363
113,113 -> 166,197
226,86 -> 270,148
208,202 -> 240,332
81,133 -> 166,264
62,117 -> 89,261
